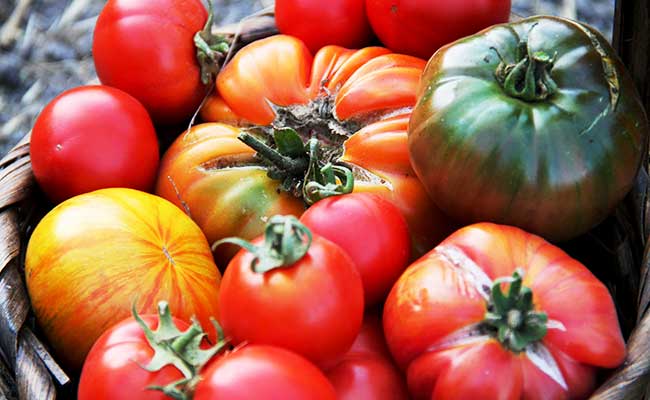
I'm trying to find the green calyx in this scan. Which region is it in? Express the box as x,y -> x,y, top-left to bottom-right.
238,127 -> 354,205
134,301 -> 227,400
482,269 -> 548,353
493,26 -> 558,102
194,0 -> 230,85
212,215 -> 313,273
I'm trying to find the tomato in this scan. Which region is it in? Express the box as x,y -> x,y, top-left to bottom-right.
30,85 -> 159,203
24,188 -> 221,370
194,345 -> 337,400
365,0 -> 511,59
93,0 -> 222,124
408,16 -> 648,241
159,35 -> 454,264
218,216 -> 364,368
327,314 -> 409,400
383,223 -> 626,399
79,312 -> 189,400
275,0 -> 373,53
300,193 -> 410,305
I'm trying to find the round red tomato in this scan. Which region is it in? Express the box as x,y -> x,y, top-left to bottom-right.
275,0 -> 373,53
300,193 -> 410,306
327,314 -> 409,400
30,85 -> 159,203
218,216 -> 364,368
383,223 -> 626,399
79,313 -> 189,400
194,345 -> 337,400
93,0 -> 210,124
366,0 -> 511,59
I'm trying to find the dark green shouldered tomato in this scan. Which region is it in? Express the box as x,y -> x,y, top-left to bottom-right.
408,16 -> 648,241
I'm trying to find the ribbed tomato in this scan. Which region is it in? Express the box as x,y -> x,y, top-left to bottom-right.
383,223 -> 626,400
24,188 -> 221,369
157,35 -> 453,262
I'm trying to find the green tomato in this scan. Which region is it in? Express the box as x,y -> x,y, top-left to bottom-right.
409,16 -> 648,241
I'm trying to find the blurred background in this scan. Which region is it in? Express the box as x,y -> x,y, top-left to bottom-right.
0,0 -> 616,156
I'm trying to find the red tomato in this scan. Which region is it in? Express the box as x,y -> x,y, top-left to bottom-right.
383,223 -> 626,400
275,0 -> 373,53
93,0 -> 208,124
365,0 -> 511,59
327,314 -> 410,400
194,345 -> 337,400
30,86 -> 159,203
300,193 -> 410,305
78,314 -> 189,400
218,216 -> 364,368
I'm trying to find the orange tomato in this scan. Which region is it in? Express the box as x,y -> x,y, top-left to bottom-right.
24,188 -> 221,370
158,35 -> 453,259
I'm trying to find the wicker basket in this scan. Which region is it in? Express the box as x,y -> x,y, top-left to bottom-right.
0,5 -> 649,400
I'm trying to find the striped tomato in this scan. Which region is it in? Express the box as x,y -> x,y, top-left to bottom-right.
24,188 -> 221,370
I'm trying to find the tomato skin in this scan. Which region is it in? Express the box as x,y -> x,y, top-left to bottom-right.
194,345 -> 337,400
408,16 -> 648,241
24,188 -> 221,370
219,234 -> 364,369
78,315 -> 189,400
30,85 -> 159,203
275,0 -> 373,53
327,314 -> 409,400
383,223 -> 626,399
93,0 -> 207,124
365,0 -> 511,59
300,193 -> 410,306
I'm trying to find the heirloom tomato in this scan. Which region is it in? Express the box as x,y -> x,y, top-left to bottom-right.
366,0 -> 511,59
300,193 -> 410,305
194,345 -> 337,400
30,85 -> 159,203
93,0 -> 225,124
25,188 -> 221,370
158,35 -> 453,263
217,216 -> 364,368
327,314 -> 409,400
408,16 -> 648,241
275,0 -> 373,53
383,223 -> 626,400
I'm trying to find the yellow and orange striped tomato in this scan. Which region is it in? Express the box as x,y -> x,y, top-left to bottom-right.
24,188 -> 221,370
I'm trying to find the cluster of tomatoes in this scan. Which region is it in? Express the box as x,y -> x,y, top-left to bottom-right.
23,0 -> 649,399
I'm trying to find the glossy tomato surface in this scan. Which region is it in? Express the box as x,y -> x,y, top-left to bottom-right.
275,0 -> 373,53
93,0 -> 207,124
383,223 -> 626,400
327,314 -> 409,400
160,35 -> 454,262
78,315 -> 189,400
194,345 -> 337,400
30,85 -> 159,203
408,16 -> 648,241
24,188 -> 221,369
300,193 -> 410,305
219,233 -> 364,368
366,0 -> 511,59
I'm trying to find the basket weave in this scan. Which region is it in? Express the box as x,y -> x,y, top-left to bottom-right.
0,8 -> 649,400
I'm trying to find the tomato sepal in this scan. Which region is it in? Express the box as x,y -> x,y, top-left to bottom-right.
194,0 -> 230,85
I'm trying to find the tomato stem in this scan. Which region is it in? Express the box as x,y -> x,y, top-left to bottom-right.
133,301 -> 228,399
194,0 -> 230,85
493,27 -> 558,102
213,215 -> 313,273
482,269 -> 548,353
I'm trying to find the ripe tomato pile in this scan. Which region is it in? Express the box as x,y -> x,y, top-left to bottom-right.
24,0 -> 649,399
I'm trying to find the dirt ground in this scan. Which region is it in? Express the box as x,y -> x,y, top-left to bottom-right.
0,0 -> 615,156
